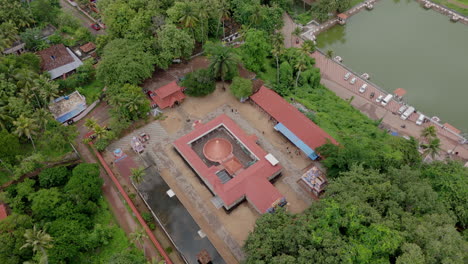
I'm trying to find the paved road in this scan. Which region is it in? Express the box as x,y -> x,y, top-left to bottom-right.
59,0 -> 106,36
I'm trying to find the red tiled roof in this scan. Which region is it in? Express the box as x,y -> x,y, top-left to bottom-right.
151,81 -> 185,109
394,88 -> 407,97
173,114 -> 284,214
37,44 -> 74,71
251,86 -> 337,150
80,42 -> 96,53
337,13 -> 348,19
0,204 -> 8,220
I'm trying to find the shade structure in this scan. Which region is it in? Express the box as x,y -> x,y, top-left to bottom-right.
394,88 -> 407,97
203,138 -> 233,163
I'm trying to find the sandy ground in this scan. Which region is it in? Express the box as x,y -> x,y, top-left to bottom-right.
108,83 -> 316,263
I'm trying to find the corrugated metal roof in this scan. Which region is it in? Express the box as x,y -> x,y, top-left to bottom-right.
48,47 -> 83,79
274,123 -> 318,160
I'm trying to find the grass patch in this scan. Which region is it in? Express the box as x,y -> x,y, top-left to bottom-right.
77,79 -> 104,104
429,0 -> 468,15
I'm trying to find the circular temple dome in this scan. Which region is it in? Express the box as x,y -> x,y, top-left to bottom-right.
203,138 -> 233,163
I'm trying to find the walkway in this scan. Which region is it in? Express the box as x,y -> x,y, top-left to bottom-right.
59,0 -> 106,35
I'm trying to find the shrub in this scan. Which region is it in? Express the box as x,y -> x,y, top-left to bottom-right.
181,69 -> 215,97
142,212 -> 152,223
94,138 -> 109,152
230,77 -> 253,99
38,166 -> 70,188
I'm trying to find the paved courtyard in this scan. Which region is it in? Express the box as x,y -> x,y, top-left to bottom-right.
107,86 -> 317,263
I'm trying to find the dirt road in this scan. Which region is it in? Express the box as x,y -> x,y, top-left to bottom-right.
59,0 -> 105,36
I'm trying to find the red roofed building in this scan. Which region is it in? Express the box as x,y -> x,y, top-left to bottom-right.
174,114 -> 286,214
251,86 -> 337,159
0,204 -> 9,220
150,81 -> 186,109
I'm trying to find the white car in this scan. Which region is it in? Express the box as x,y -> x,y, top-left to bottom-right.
350,77 -> 356,84
344,72 -> 351,80
376,95 -> 384,103
416,114 -> 425,125
359,84 -> 367,93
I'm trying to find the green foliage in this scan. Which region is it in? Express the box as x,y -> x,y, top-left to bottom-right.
241,29 -> 271,72
204,41 -> 240,82
0,0 -> 33,29
230,77 -> 252,99
0,129 -> 21,165
30,0 -> 60,25
95,138 -> 110,152
56,12 -> 81,30
155,24 -> 194,69
230,0 -> 284,33
65,163 -> 103,204
0,213 -> 34,264
38,166 -> 70,188
97,38 -> 156,86
108,249 -> 147,264
20,28 -> 43,51
181,69 -> 216,97
30,187 -> 62,220
107,83 -> 150,121
245,166 -> 468,263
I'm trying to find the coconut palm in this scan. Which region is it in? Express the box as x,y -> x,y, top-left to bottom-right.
206,43 -> 240,89
197,3 -> 209,45
20,225 -> 53,264
33,108 -> 52,131
179,3 -> 199,38
422,138 -> 441,159
14,68 -> 41,107
421,125 -> 437,140
13,115 -> 39,151
294,55 -> 308,89
301,39 -> 315,55
84,117 -> 99,131
326,49 -> 334,59
92,124 -> 108,139
271,34 -> 285,85
249,4 -> 263,27
36,76 -> 59,105
0,105 -> 12,130
0,22 -> 18,51
130,167 -> 145,185
217,0 -> 230,39
130,229 -> 148,257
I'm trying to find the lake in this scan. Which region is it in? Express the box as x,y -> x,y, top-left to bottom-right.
317,0 -> 468,132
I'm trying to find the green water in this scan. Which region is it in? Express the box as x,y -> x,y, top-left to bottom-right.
317,0 -> 468,132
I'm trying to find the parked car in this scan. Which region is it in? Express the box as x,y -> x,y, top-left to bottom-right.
376,95 -> 384,103
381,94 -> 393,106
401,106 -> 415,120
350,77 -> 356,84
91,23 -> 101,31
398,105 -> 408,115
416,114 -> 425,125
344,72 -> 351,80
359,84 -> 367,93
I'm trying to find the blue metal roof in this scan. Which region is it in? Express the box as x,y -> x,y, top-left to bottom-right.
274,123 -> 319,160
56,103 -> 87,123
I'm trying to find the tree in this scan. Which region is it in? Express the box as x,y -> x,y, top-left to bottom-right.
107,84 -> 150,121
0,129 -> 20,165
38,166 -> 70,188
0,21 -> 18,51
421,125 -> 437,140
65,163 -> 103,203
181,69 -> 216,97
271,33 -> 284,85
155,24 -> 194,70
294,55 -> 307,89
97,39 -> 155,86
30,0 -> 60,25
326,49 -> 334,59
35,75 -> 58,104
205,42 -> 240,89
241,29 -> 271,72
30,188 -> 62,220
0,0 -> 33,29
217,0 -> 230,39
0,213 -> 34,264
301,39 -> 315,54
130,167 -> 145,185
84,117 -> 98,131
230,77 -> 252,99
21,225 -> 53,264
13,115 -> 38,151
108,249 -> 146,264
422,137 -> 441,159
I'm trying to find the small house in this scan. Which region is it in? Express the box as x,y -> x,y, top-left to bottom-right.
37,44 -> 83,79
150,81 -> 186,109
48,91 -> 87,124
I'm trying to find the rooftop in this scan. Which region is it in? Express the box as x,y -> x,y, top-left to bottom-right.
37,44 -> 83,79
251,86 -> 337,151
173,114 -> 284,214
151,81 -> 185,109
48,91 -> 87,123
80,42 -> 96,53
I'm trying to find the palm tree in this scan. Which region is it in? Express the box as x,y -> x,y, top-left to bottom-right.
93,124 -> 108,139
249,4 -> 263,27
326,49 -> 334,59
33,108 -> 51,131
84,117 -> 99,131
422,138 -> 441,159
14,68 -> 41,108
197,3 -> 209,45
130,229 -> 148,257
294,55 -> 307,89
0,22 -> 18,51
36,76 -> 59,105
13,115 -> 39,151
206,43 -> 240,89
301,39 -> 316,55
21,225 -> 53,264
421,126 -> 437,140
217,0 -> 230,39
0,105 -> 12,130
271,33 -> 284,85
179,3 -> 199,39
131,167 -> 145,185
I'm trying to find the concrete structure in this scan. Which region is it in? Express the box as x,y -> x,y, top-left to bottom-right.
298,166 -> 328,198
37,44 -> 83,79
173,114 -> 286,214
251,86 -> 337,159
150,81 -> 186,109
48,91 -> 87,123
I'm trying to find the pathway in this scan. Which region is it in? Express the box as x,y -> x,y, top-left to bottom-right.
59,0 -> 106,35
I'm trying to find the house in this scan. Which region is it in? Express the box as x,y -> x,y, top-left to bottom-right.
3,24 -> 57,55
73,42 -> 97,60
37,44 -> 83,79
149,81 -> 186,109
48,91 -> 87,124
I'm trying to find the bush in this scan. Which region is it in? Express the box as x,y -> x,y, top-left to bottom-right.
181,69 -> 215,97
142,212 -> 152,223
38,166 -> 70,188
94,138 -> 109,152
56,13 -> 81,30
230,77 -> 253,99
